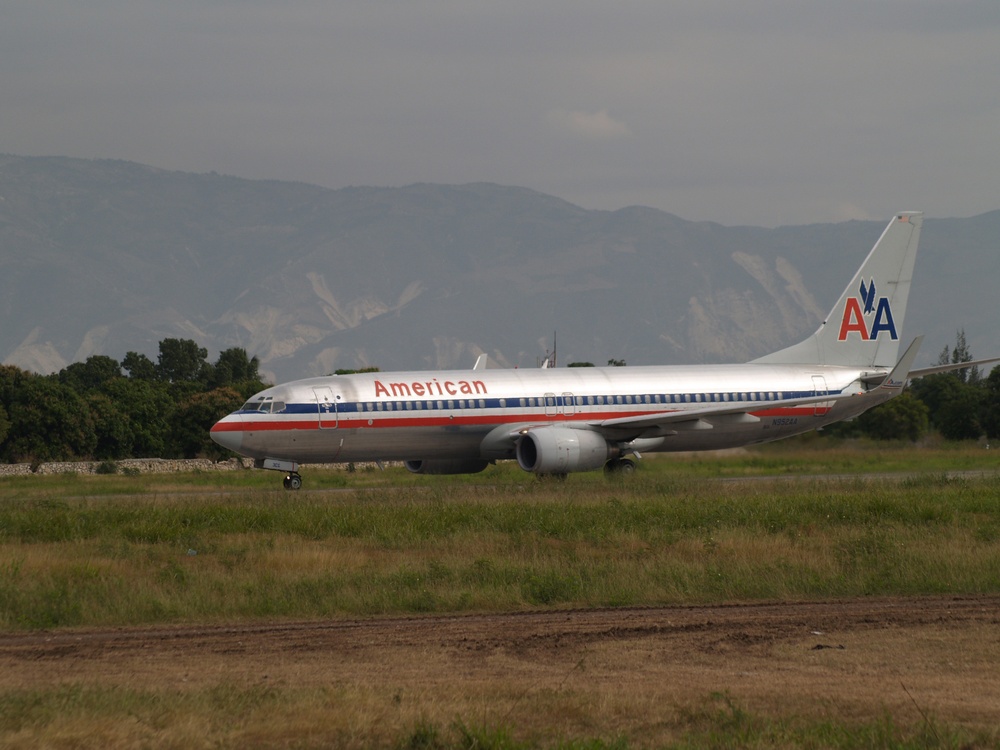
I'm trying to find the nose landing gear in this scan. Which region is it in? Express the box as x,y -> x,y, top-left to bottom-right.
255,458 -> 303,490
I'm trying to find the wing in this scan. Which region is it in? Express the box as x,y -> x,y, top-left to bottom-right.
589,391 -> 860,439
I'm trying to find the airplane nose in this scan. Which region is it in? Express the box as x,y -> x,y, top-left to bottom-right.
210,415 -> 244,453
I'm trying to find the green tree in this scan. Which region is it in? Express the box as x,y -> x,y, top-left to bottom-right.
0,364 -> 31,406
3,376 -> 97,461
157,338 -> 211,383
935,385 -> 984,441
937,329 -> 980,384
0,365 -> 31,458
59,355 -> 123,392
212,347 -> 258,384
101,377 -> 174,457
210,348 -> 269,396
910,373 -> 962,427
122,351 -> 157,380
854,391 -> 929,441
169,387 -> 244,459
981,367 -> 1000,440
87,392 -> 135,459
0,403 -> 9,449
910,372 -> 985,441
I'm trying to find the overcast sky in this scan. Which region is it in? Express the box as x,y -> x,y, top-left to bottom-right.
3,1 -> 999,226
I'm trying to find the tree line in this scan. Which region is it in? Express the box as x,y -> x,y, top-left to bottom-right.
1,333 -> 998,464
0,339 -> 267,464
825,330 -> 1000,443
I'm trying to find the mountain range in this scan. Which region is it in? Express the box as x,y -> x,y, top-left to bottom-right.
2,154 -> 998,383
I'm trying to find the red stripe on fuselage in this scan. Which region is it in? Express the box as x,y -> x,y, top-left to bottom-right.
215,405 -> 829,433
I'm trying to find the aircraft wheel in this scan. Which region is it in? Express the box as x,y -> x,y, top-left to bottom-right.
604,458 -> 636,477
284,473 -> 303,491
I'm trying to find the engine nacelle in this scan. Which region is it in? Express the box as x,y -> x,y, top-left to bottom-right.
404,459 -> 490,475
516,427 -> 612,474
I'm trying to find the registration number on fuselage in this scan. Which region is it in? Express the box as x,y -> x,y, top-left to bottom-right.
770,417 -> 799,426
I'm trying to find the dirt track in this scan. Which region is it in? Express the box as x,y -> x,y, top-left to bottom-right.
3,595 -> 999,741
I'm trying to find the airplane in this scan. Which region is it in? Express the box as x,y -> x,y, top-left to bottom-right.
210,212 -> 993,489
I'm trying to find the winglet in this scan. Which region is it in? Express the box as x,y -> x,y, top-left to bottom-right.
880,335 -> 923,390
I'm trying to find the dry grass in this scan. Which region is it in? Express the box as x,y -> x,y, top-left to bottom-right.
2,616 -> 998,748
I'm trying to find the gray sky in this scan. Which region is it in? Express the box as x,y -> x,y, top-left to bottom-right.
4,1 -> 999,226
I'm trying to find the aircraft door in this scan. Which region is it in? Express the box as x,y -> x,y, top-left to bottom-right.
313,386 -> 338,429
561,392 -> 576,416
544,392 -> 558,417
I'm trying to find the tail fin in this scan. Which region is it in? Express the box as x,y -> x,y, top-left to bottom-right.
753,212 -> 922,368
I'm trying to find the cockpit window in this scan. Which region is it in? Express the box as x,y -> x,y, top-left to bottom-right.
239,397 -> 275,413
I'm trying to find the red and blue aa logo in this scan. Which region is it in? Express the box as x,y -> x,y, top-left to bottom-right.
837,278 -> 897,341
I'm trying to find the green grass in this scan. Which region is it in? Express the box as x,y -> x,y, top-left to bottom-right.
1,444 -> 999,629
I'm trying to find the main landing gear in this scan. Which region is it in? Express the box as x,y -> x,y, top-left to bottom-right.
604,458 -> 636,476
282,472 -> 303,490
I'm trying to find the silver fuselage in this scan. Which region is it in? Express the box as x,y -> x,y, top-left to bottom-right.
210,362 -> 884,465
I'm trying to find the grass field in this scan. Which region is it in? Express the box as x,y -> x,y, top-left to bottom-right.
2,441 -> 1000,748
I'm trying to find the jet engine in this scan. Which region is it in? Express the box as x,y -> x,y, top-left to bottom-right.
516,427 -> 613,474
404,459 -> 490,475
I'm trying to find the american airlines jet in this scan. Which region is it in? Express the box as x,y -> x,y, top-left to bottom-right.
210,212 -> 985,489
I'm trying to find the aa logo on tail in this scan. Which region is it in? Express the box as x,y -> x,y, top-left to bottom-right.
838,278 -> 897,341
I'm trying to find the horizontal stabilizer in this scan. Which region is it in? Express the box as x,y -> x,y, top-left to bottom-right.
908,355 -> 1000,380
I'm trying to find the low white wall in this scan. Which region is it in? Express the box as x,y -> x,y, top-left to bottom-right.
0,458 -> 396,476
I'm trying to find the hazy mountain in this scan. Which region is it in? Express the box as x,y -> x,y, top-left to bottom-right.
1,154 -> 998,383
